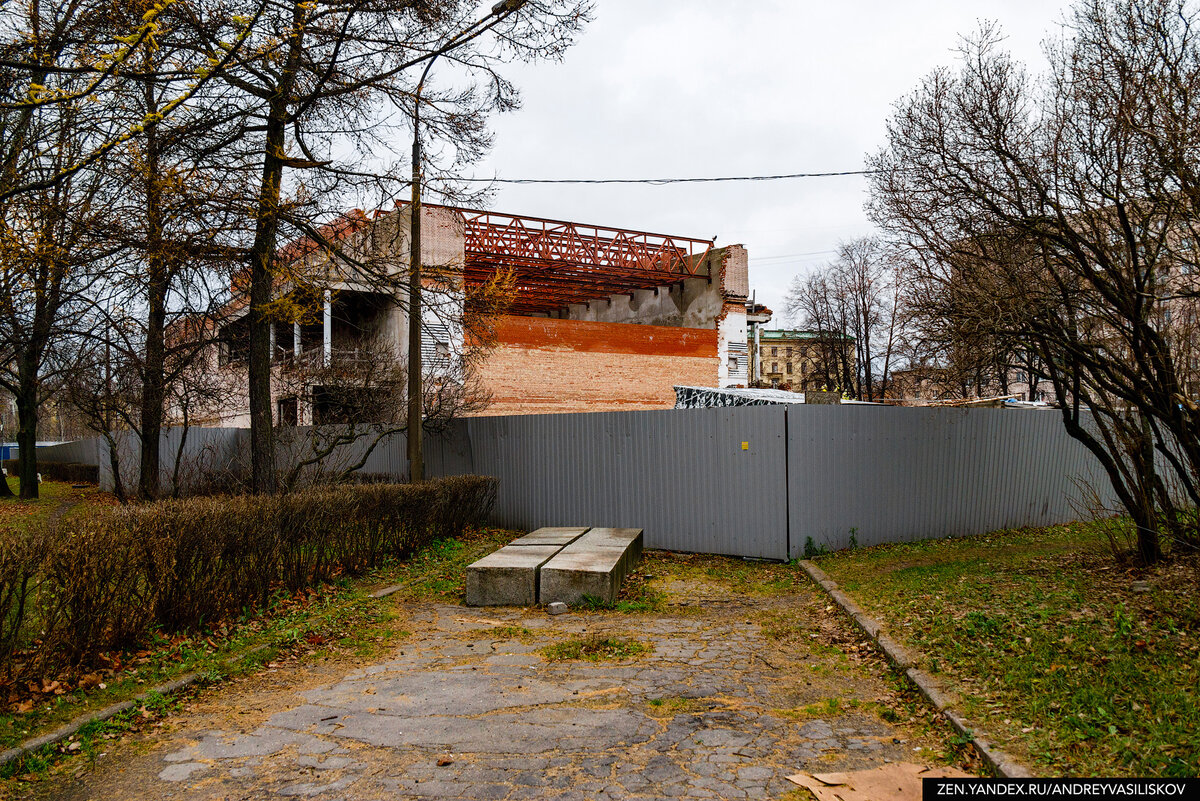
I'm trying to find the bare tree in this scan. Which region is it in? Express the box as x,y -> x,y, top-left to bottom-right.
868,0 -> 1200,563
785,238 -> 904,400
0,0 -> 266,204
198,0 -> 589,493
0,108 -> 105,498
1,0 -> 260,499
92,3 -> 254,500
61,335 -> 143,502
896,248 -> 1033,400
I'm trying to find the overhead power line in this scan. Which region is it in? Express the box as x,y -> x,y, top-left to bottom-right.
753,249 -> 839,262
453,169 -> 877,185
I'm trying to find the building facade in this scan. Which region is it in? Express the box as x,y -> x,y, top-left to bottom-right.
192,205 -> 754,425
753,329 -> 853,392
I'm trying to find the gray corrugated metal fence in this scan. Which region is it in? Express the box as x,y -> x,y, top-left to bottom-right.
455,407 -> 789,559
97,428 -> 252,496
27,438 -> 102,466
69,405 -> 1115,558
95,426 -> 408,495
784,406 -> 1112,558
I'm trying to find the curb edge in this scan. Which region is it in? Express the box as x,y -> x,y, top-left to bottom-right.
798,559 -> 1034,779
0,644 -> 272,770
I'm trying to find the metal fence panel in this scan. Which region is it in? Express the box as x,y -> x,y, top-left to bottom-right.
98,426 -> 409,493
785,405 -> 1114,557
97,427 -> 253,495
274,427 -> 408,482
74,404 -> 1123,562
30,438 -> 102,466
461,406 -> 789,559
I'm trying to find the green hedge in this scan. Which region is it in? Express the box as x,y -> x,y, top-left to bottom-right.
2,460 -> 99,485
0,476 -> 497,675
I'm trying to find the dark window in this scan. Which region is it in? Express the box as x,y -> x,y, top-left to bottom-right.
272,322 -> 292,363
786,362 -> 793,374
312,386 -> 393,425
217,316 -> 250,366
277,397 -> 298,426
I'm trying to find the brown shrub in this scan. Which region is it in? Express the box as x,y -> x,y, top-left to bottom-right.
0,525 -> 49,673
434,475 -> 499,540
38,517 -> 163,666
2,475 -> 498,675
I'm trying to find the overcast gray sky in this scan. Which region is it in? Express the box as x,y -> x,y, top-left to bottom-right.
467,0 -> 1075,323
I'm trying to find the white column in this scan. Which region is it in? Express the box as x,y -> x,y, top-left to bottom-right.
293,321 -> 301,356
322,290 -> 332,367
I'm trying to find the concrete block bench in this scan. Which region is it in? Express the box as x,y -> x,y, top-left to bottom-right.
464,527 -> 643,607
539,528 -> 643,606
508,527 -> 588,548
464,544 -> 561,606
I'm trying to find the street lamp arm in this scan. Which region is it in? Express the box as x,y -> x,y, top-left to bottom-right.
291,1 -> 527,125
415,0 -> 527,96
406,0 -> 525,482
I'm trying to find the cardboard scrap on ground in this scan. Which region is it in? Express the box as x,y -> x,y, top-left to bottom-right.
786,762 -> 974,801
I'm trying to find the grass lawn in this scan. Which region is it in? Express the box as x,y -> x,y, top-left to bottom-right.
815,521 -> 1200,778
0,478 -> 114,531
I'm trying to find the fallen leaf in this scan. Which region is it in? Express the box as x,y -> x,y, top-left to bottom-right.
77,673 -> 103,691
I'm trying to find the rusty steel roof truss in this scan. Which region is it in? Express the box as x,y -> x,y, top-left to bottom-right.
461,210 -> 714,315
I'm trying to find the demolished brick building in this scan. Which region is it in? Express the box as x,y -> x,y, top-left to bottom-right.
202,204 -> 753,425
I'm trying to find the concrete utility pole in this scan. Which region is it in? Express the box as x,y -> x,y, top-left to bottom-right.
407,0 -> 526,482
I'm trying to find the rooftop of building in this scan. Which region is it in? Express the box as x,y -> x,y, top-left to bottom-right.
758,329 -> 853,341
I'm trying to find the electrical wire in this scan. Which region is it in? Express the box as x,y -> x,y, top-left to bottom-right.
452,169 -> 877,185
752,249 -> 839,262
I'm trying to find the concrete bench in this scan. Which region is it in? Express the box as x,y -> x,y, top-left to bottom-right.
507,527 -> 588,548
464,544 -> 561,606
539,528 -> 643,605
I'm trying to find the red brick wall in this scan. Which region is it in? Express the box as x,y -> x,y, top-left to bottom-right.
472,315 -> 718,415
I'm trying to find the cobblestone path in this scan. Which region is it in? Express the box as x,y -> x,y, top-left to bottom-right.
47,576 -> 961,800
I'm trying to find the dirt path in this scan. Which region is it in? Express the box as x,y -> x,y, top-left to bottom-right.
35,568 -> 969,800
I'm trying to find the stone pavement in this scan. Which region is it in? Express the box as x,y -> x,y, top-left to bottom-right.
48,587 -> 959,800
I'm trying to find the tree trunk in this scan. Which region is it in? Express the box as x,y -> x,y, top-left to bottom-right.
140,284 -> 167,499
14,370 -> 38,500
246,1 -> 307,495
407,128 -> 424,482
1136,412 -> 1163,565
171,401 -> 190,498
103,430 -> 126,503
247,124 -> 284,494
138,102 -> 167,500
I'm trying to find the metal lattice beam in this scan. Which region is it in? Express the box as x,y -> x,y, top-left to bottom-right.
460,209 -> 714,314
